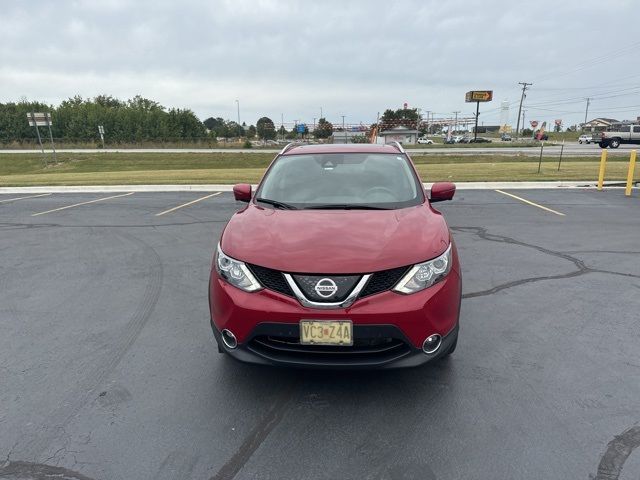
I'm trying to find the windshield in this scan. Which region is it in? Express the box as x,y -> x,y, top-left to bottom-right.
256,153 -> 423,209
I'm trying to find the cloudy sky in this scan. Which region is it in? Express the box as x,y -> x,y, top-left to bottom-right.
1,0 -> 639,128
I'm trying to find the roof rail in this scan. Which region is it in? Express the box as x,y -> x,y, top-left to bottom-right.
388,141 -> 405,154
279,142 -> 297,155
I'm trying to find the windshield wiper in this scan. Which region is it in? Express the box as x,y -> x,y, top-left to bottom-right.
304,204 -> 389,210
255,197 -> 297,210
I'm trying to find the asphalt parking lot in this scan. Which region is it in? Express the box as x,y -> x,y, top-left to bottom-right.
0,188 -> 639,480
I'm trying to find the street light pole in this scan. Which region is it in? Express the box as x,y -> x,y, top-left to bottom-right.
235,99 -> 240,125
453,111 -> 460,134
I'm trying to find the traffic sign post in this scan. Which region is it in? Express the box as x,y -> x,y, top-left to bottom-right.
98,125 -> 105,149
465,91 -> 493,141
27,112 -> 45,156
44,113 -> 56,163
27,112 -> 56,163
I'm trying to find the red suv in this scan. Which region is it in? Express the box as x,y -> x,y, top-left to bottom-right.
209,142 -> 461,368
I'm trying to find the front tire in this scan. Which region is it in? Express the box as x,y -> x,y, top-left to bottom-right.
599,142 -> 608,148
579,140 -> 583,144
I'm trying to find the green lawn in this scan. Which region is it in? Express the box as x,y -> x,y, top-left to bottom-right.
0,152 -> 632,186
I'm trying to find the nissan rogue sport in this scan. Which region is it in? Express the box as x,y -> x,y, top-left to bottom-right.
209,142 -> 461,368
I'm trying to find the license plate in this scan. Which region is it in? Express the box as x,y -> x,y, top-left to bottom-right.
300,320 -> 353,346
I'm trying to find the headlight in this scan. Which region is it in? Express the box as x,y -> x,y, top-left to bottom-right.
393,244 -> 452,294
215,244 -> 262,292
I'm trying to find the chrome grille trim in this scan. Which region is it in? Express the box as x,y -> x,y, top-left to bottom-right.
283,273 -> 372,309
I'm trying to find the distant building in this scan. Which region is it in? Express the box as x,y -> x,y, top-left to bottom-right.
473,125 -> 501,133
331,130 -> 367,144
378,126 -> 419,144
580,118 -> 619,132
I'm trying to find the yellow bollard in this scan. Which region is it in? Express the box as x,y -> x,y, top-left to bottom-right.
597,149 -> 607,191
625,150 -> 637,197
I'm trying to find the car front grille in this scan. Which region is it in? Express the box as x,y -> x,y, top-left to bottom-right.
247,263 -> 409,302
360,266 -> 409,298
247,264 -> 293,297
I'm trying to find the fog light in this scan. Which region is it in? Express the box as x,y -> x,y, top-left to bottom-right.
422,334 -> 442,354
221,329 -> 238,349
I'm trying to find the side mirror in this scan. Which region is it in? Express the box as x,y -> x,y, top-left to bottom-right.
233,183 -> 252,202
430,182 -> 456,202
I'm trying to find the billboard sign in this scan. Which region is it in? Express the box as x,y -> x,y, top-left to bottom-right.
465,91 -> 493,102
27,112 -> 52,127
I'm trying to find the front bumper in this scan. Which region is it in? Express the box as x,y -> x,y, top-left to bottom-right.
212,322 -> 458,369
209,268 -> 461,369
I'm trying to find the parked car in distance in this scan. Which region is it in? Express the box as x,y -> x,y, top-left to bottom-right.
467,137 -> 492,143
443,135 -> 463,144
500,134 -> 512,141
597,124 -> 640,148
417,137 -> 434,145
209,142 -> 461,369
578,134 -> 592,144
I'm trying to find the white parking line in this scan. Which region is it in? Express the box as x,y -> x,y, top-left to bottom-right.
0,193 -> 51,204
31,192 -> 135,217
495,189 -> 565,216
155,192 -> 222,216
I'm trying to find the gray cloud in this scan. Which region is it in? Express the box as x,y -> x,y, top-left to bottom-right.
1,0 -> 638,127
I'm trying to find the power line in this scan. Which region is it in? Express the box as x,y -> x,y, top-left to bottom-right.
535,40 -> 640,84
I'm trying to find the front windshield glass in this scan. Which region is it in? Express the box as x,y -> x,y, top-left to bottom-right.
256,153 -> 423,209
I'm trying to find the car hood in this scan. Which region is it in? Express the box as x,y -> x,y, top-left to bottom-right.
220,204 -> 450,274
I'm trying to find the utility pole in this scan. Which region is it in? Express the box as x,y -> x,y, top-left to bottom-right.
515,82 -> 532,140
320,107 -> 323,119
280,113 -> 284,141
453,111 -> 460,134
341,115 -> 346,143
235,99 -> 240,125
424,110 -> 431,136
522,109 -> 527,137
583,98 -> 591,131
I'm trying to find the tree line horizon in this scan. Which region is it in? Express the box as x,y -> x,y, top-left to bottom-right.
0,95 -> 424,144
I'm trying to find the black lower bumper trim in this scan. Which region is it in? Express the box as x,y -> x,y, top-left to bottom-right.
212,322 -> 459,369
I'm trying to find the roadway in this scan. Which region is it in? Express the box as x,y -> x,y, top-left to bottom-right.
0,143 -> 637,156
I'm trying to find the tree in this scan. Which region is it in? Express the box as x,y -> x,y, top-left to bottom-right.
225,121 -> 244,138
351,135 -> 369,143
380,107 -> 419,130
314,118 -> 333,139
0,95 -> 207,145
256,116 -> 276,140
248,125 -> 257,138
203,117 -> 224,132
